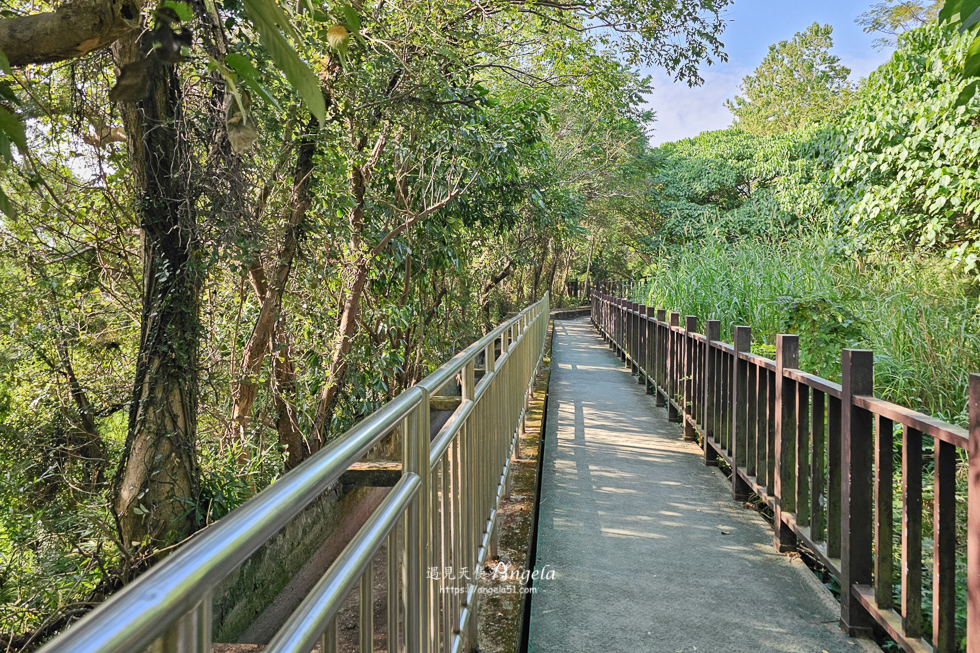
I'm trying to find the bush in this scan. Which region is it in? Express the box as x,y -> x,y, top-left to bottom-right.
637,232 -> 980,422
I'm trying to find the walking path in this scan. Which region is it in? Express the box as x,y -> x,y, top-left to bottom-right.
527,318 -> 878,653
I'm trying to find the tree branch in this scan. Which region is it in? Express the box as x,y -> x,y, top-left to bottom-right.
0,0 -> 140,67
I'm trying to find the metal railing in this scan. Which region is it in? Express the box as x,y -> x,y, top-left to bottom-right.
39,293 -> 550,653
592,290 -> 980,653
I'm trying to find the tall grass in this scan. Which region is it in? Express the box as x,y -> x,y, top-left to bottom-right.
636,234 -> 980,424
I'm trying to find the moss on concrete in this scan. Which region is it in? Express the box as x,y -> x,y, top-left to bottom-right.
475,321 -> 553,653
211,484 -> 379,642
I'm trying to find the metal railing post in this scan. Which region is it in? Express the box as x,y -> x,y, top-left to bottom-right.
360,567 -> 373,652
969,375 -> 980,652
152,594 -> 211,653
404,392 -> 430,653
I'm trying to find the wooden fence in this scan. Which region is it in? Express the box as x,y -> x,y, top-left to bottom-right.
591,291 -> 980,653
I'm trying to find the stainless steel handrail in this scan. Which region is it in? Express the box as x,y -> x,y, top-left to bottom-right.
38,292 -> 550,653
264,472 -> 422,653
38,386 -> 424,653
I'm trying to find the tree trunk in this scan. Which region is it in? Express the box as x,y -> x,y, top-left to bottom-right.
583,234 -> 596,297
110,33 -> 202,549
270,319 -> 304,468
0,0 -> 141,67
545,249 -> 559,301
531,237 -> 549,302
558,244 -> 574,302
229,131 -> 317,451
43,284 -> 108,489
480,258 -> 514,325
310,161 -> 369,449
56,335 -> 107,488
311,258 -> 368,448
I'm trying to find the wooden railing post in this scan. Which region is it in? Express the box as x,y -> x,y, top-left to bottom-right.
969,374 -> 980,653
619,300 -> 627,362
667,313 -> 681,423
637,305 -> 648,384
625,301 -> 632,366
684,316 -> 698,440
621,300 -> 628,361
613,298 -> 619,350
611,297 -> 617,348
840,349 -> 874,637
934,417 -> 957,650
636,305 -> 644,378
606,295 -> 614,348
703,320 -> 720,466
623,299 -> 633,367
608,296 -> 615,347
630,302 -> 640,374
645,308 -> 656,394
732,326 -> 751,501
655,310 -> 667,406
633,304 -> 647,374
773,334 -> 799,553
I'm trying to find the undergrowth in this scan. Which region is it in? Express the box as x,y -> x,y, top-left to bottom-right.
636,232 -> 980,425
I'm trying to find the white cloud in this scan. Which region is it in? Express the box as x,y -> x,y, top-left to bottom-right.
643,66 -> 748,146
643,49 -> 893,147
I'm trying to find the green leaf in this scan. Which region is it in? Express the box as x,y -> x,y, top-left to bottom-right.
243,0 -> 300,43
0,107 -> 26,154
225,53 -> 282,110
0,49 -> 10,76
942,0 -> 965,24
241,0 -> 325,125
342,5 -> 361,32
0,81 -> 20,107
163,0 -> 193,22
963,5 -> 980,32
0,187 -> 13,218
956,80 -> 979,107
964,35 -> 980,78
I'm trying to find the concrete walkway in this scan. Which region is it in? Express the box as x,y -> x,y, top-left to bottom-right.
527,318 -> 878,653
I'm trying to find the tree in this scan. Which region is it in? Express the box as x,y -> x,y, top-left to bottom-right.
829,22 -> 980,274
857,1 -> 942,50
0,0 -> 736,638
940,0 -> 980,107
725,23 -> 854,135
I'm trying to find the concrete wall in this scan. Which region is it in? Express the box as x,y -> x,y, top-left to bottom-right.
211,483 -> 390,643
551,308 -> 590,321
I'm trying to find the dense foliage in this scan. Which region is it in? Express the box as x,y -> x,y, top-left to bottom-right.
8,0 -> 980,648
648,20 -> 980,274
725,23 -> 854,135
0,0 -> 734,645
831,22 -> 980,271
640,233 -> 980,424
644,127 -> 829,245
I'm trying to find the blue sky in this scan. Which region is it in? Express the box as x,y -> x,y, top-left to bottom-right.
644,1 -> 896,145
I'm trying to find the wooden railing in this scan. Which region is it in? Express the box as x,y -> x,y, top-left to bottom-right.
591,291 -> 980,653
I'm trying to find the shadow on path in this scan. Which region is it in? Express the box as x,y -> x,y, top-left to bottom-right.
527,318 -> 878,653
